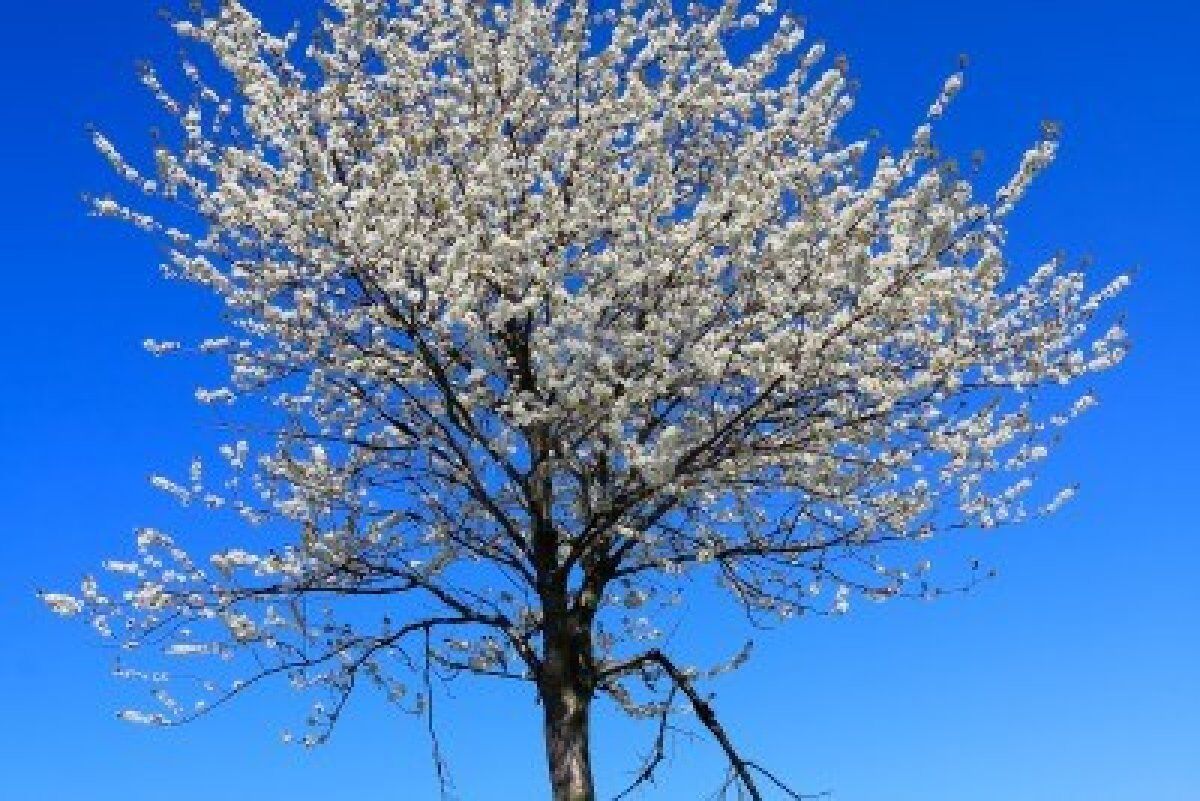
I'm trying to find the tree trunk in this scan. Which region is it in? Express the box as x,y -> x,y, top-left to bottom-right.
542,679 -> 596,801
539,595 -> 597,801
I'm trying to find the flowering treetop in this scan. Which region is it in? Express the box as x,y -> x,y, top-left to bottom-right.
46,0 -> 1127,796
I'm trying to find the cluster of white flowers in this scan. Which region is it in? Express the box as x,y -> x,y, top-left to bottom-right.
41,592 -> 84,617
143,338 -> 181,356
50,0 -> 1126,741
117,710 -> 169,726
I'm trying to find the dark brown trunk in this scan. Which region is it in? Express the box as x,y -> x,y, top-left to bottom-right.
542,677 -> 596,801
539,592 -> 597,801
528,410 -> 598,801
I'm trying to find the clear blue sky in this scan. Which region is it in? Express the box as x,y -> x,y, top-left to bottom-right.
1,2 -> 1196,800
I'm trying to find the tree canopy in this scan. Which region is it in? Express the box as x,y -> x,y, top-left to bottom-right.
44,1 -> 1128,798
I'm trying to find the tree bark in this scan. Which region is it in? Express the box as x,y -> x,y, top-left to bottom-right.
541,677 -> 596,801
528,414 -> 598,801
539,593 -> 597,801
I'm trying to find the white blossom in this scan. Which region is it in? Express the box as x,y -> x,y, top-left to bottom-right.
40,592 -> 83,617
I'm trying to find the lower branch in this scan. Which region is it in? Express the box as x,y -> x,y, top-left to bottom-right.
642,650 -> 765,801
615,650 -> 824,801
424,627 -> 453,800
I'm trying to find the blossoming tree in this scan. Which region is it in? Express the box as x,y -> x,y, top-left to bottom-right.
44,0 -> 1129,798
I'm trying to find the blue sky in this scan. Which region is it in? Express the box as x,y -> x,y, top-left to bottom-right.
1,1 -> 1196,800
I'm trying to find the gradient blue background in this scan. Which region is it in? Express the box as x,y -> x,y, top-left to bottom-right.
2,1 -> 1196,799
